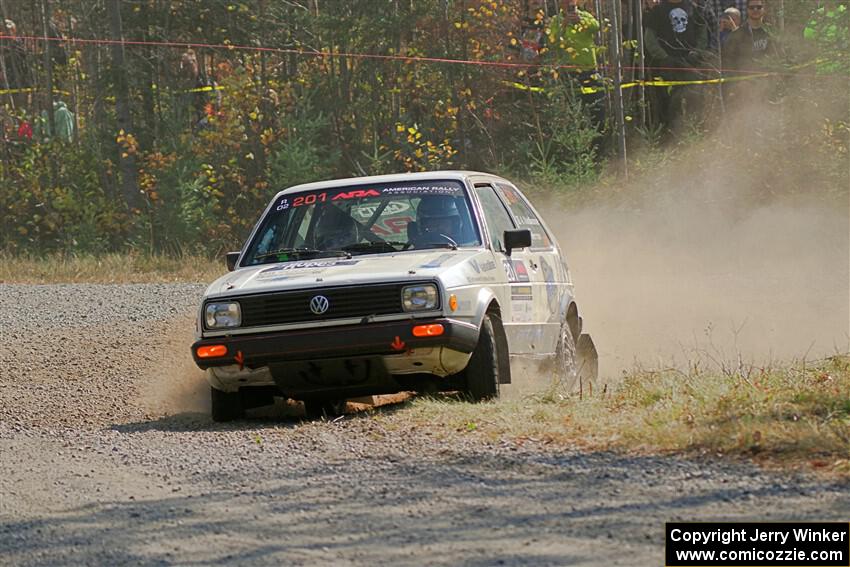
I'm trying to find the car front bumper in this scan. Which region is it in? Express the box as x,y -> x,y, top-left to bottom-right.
191,317 -> 479,371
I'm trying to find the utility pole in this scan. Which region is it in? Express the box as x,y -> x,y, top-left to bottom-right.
608,0 -> 628,178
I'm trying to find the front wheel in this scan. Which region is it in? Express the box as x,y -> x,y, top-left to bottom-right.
463,314 -> 503,401
554,322 -> 579,392
210,386 -> 245,422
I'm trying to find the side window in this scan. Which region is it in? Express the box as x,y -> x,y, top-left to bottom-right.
496,183 -> 553,249
475,185 -> 516,252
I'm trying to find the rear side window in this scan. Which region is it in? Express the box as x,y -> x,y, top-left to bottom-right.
475,185 -> 516,252
496,183 -> 553,249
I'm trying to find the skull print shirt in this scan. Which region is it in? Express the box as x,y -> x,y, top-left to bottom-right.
645,1 -> 705,59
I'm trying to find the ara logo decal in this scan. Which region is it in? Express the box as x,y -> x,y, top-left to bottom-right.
332,189 -> 381,200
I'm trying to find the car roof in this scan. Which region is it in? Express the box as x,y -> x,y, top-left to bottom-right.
272,170 -> 509,201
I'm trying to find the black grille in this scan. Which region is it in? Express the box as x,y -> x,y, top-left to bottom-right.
227,282 -> 437,328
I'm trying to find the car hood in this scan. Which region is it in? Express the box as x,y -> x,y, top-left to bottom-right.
205,249 -> 489,297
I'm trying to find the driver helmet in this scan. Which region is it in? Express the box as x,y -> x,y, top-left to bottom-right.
417,195 -> 462,242
315,206 -> 358,249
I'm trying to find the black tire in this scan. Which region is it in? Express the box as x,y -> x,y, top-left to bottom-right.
463,314 -> 502,401
554,322 -> 579,392
210,386 -> 245,422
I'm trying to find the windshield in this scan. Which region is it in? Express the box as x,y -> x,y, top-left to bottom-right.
243,180 -> 481,266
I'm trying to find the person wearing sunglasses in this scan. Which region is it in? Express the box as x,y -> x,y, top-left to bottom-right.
722,1 -> 779,71
721,1 -> 782,106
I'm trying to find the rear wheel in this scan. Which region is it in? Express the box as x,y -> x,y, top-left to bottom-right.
210,386 -> 245,422
463,314 -> 502,401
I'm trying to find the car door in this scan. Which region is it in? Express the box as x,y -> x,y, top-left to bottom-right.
493,182 -> 564,355
472,182 -> 537,354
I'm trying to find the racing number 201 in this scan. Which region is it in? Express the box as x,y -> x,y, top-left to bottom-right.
293,193 -> 327,207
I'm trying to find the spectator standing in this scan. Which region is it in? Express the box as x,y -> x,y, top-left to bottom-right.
722,0 -> 778,71
1,19 -> 31,107
719,7 -> 741,45
721,0 -> 780,107
52,101 -> 74,142
178,49 -> 218,130
644,0 -> 709,131
544,0 -> 605,131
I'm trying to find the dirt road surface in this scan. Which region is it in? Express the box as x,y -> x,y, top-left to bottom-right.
1,284 -> 848,566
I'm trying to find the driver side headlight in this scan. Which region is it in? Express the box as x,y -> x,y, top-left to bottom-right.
205,302 -> 242,329
402,284 -> 439,311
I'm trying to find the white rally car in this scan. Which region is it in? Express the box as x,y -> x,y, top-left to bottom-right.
192,171 -> 596,421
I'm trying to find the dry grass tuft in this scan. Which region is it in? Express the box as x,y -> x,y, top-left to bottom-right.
403,355 -> 850,473
0,252 -> 225,284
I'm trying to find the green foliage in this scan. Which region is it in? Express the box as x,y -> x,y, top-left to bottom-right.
0,137 -> 129,253
268,103 -> 339,190
0,0 -> 845,254
526,79 -> 600,187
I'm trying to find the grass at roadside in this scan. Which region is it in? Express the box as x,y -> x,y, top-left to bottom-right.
397,355 -> 850,474
0,253 -> 226,284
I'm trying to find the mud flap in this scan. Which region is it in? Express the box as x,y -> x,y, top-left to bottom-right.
576,333 -> 598,387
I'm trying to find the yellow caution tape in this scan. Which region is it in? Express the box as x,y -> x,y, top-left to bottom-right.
187,85 -> 224,93
0,84 -> 220,96
506,81 -> 545,93
0,87 -> 37,95
0,87 -> 73,96
507,71 -> 775,95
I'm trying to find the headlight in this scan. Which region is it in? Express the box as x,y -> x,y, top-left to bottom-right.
205,302 -> 241,328
402,284 -> 439,311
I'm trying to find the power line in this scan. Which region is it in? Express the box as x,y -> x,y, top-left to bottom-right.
0,33 -> 840,79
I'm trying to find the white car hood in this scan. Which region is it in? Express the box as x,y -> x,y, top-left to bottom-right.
206,249 -> 486,297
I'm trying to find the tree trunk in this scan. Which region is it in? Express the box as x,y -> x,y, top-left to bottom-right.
41,0 -> 56,138
0,0 -> 15,109
106,0 -> 142,211
608,0 -> 628,178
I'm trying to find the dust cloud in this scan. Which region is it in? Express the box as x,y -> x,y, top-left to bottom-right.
139,317 -> 210,415
543,97 -> 849,379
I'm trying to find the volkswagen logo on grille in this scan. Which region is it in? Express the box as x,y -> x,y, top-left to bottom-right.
309,295 -> 330,315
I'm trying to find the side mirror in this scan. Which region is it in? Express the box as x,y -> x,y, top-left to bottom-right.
503,229 -> 532,256
225,251 -> 240,272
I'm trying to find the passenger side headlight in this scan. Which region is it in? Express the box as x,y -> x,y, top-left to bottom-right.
205,302 -> 241,328
402,284 -> 439,311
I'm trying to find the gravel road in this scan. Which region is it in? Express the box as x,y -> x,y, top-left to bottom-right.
1,284 -> 848,566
